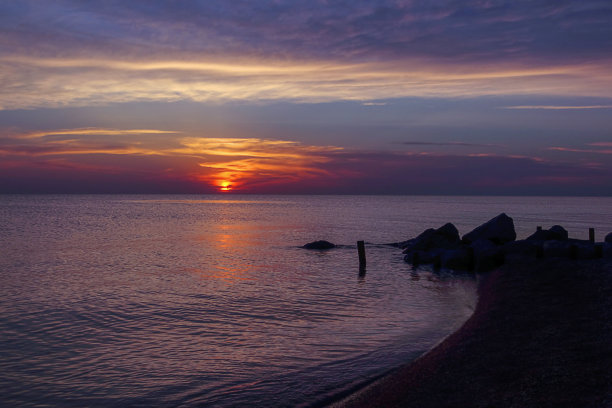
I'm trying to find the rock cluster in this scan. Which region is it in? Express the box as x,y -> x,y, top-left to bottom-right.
400,213 -> 611,272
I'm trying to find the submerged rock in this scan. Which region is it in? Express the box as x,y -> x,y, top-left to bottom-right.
462,213 -> 516,245
302,240 -> 336,250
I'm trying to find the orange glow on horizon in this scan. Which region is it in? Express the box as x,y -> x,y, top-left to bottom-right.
218,181 -> 233,192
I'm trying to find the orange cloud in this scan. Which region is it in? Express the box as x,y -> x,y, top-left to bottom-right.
181,138 -> 342,191
0,128 -> 343,192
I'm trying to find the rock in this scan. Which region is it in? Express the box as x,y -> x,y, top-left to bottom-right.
574,242 -> 597,259
402,223 -> 460,253
303,240 -> 335,250
604,242 -> 612,258
605,232 -> 612,244
462,213 -> 516,245
470,238 -> 504,272
405,249 -> 442,265
470,238 -> 497,257
526,225 -> 568,241
543,240 -> 570,258
503,240 -> 539,258
436,223 -> 461,242
441,248 -> 472,270
549,225 -> 569,240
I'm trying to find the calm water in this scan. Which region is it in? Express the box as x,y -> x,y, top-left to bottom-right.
1,195 -> 611,407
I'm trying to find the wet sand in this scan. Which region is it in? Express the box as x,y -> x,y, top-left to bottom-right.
330,257 -> 612,408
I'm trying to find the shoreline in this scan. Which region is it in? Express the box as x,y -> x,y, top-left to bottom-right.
327,257 -> 612,407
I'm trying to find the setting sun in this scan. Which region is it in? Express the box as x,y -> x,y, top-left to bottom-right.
219,181 -> 232,192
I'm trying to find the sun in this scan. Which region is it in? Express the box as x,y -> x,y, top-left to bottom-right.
219,181 -> 232,192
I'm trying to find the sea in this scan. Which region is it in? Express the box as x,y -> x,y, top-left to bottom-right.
1,195 -> 611,407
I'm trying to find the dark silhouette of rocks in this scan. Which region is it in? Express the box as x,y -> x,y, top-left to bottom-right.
462,213 -> 516,245
303,240 -> 336,250
526,225 -> 568,241
400,214 -> 609,272
400,222 -> 460,252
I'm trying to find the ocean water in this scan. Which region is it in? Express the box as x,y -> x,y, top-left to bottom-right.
1,195 -> 610,407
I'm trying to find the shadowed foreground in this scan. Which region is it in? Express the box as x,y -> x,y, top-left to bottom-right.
330,258 -> 612,408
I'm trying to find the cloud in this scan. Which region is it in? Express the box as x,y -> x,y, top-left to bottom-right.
401,141 -> 502,148
503,105 -> 612,110
1,55 -> 610,109
1,1 -> 612,108
1,127 -> 609,194
548,147 -> 612,155
0,128 -> 343,192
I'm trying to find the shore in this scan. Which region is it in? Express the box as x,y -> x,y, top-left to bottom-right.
329,257 -> 612,407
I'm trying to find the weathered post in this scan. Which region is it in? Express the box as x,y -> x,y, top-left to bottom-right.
589,228 -> 595,243
357,241 -> 366,267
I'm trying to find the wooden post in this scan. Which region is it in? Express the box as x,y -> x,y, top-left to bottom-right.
537,226 -> 542,232
589,228 -> 595,243
357,241 -> 366,267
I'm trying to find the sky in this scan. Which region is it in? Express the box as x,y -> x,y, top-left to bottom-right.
0,0 -> 611,194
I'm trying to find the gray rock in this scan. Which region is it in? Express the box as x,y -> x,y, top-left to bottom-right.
404,248 -> 446,266
604,242 -> 612,258
526,225 -> 568,241
469,238 -> 504,272
574,242 -> 597,259
549,225 -> 569,240
502,240 -> 539,257
303,240 -> 335,250
462,213 -> 516,245
543,240 -> 571,258
470,238 -> 497,257
441,248 -> 473,270
402,223 -> 460,253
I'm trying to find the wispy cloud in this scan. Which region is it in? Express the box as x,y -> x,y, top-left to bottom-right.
548,147 -> 612,155
503,105 -> 612,110
401,141 -> 502,148
2,55 -> 610,109
1,1 -> 611,109
16,128 -> 179,139
0,128 -> 343,191
1,127 -> 609,194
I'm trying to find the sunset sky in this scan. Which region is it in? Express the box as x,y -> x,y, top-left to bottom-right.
1,1 -> 611,194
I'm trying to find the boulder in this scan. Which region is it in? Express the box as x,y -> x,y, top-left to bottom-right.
526,225 -> 568,241
549,225 -> 569,240
605,232 -> 612,244
405,249 -> 443,266
503,240 -> 539,258
303,240 -> 335,250
462,213 -> 516,245
542,240 -> 569,258
604,243 -> 612,258
470,238 -> 504,272
402,223 -> 460,253
441,248 -> 473,270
